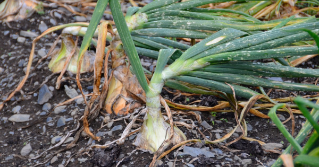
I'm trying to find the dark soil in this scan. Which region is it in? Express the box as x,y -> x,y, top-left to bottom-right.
0,2 -> 318,167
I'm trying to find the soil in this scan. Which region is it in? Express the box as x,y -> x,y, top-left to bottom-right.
0,1 -> 318,167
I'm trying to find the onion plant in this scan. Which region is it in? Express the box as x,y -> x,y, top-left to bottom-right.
66,0 -> 319,153
269,97 -> 319,167
3,0 -> 316,154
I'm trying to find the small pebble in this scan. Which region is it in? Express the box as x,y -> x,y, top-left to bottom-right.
42,103 -> 52,111
39,21 -> 48,32
17,37 -> 26,43
38,84 -> 53,104
111,125 -> 123,131
3,31 -> 10,36
47,117 -> 53,122
20,30 -> 38,38
12,105 -> 21,113
57,117 -> 66,127
50,18 -> 57,25
5,155 -> 14,160
51,136 -> 62,144
37,48 -> 47,57
54,105 -> 66,114
78,158 -> 88,163
9,114 -> 30,122
20,144 -> 32,156
51,156 -> 58,164
74,16 -> 87,22
201,121 -> 213,129
54,12 -> 62,19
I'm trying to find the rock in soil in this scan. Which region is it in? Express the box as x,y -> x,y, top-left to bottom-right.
230,140 -> 263,155
37,84 -> 53,104
20,143 -> 32,156
91,145 -> 121,167
8,114 -> 30,122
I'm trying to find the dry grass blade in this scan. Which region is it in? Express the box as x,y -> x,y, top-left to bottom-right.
291,54 -> 318,67
92,22 -> 110,101
242,137 -> 265,145
128,0 -> 138,7
226,94 -> 265,146
253,2 -> 278,19
117,108 -> 144,144
209,1 -> 236,9
166,99 -> 269,118
78,22 -> 111,142
99,49 -> 112,108
92,128 -> 140,149
280,154 -> 294,167
282,7 -> 319,17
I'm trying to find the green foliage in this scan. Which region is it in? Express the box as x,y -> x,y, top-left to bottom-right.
269,97 -> 319,167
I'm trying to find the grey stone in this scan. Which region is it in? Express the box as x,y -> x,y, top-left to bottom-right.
201,121 -> 213,129
39,21 -> 48,32
267,159 -> 276,166
50,18 -> 57,25
74,16 -> 87,22
11,34 -> 19,39
9,114 -> 30,122
234,155 -> 241,161
47,117 -> 53,122
0,67 -> 4,74
3,31 -> 9,36
12,105 -> 21,113
111,125 -> 123,131
155,160 -> 163,166
213,148 -> 223,155
17,37 -> 26,43
64,137 -> 74,143
42,103 -> 52,110
78,158 -> 87,163
242,159 -> 252,167
225,158 -> 233,162
51,136 -> 62,144
215,133 -> 221,139
54,12 -> 62,19
96,131 -> 112,137
5,154 -> 13,160
20,30 -> 38,38
38,84 -> 53,104
64,85 -> 78,98
57,117 -> 66,127
49,86 -> 55,92
262,143 -> 283,150
37,48 -> 47,57
64,85 -> 83,104
277,114 -> 285,121
180,146 -> 215,158
54,105 -> 66,114
247,123 -> 253,131
20,143 -> 32,156
51,156 -> 58,164
167,162 -> 174,167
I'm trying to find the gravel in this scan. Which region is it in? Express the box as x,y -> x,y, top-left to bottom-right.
180,146 -> 215,158
8,114 -> 30,122
37,84 -> 53,104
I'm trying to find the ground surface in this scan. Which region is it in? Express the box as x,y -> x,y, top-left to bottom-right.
0,1 -> 318,167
